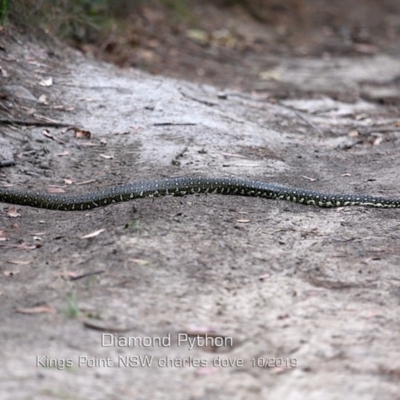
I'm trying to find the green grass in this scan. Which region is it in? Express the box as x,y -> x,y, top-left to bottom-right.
8,0 -> 193,40
63,292 -> 80,318
1,0 -> 10,26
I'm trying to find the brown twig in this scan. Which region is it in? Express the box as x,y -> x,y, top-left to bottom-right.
70,270 -> 105,281
0,119 -> 72,128
153,122 -> 197,126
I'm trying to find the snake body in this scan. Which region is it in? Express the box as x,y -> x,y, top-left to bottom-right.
0,177 -> 400,211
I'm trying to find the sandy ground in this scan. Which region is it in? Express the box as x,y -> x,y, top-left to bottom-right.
1,21 -> 400,399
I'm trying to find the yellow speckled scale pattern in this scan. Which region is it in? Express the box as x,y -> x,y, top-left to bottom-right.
0,177 -> 399,211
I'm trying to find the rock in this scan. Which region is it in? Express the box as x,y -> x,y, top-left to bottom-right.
3,85 -> 38,101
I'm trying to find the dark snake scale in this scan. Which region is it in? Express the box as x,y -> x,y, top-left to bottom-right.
1,177 -> 400,211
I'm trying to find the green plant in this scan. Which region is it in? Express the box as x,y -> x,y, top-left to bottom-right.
1,0 -> 10,26
64,292 -> 80,318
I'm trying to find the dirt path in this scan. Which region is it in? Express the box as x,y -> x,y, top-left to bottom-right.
1,22 -> 400,399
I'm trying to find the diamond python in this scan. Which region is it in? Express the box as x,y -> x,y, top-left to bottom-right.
0,177 -> 399,211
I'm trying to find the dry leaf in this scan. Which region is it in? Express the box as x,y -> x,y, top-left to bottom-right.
77,179 -> 96,186
63,178 -> 73,185
54,105 -> 74,111
80,141 -> 97,147
259,67 -> 283,81
81,228 -> 105,239
7,207 -> 20,218
99,154 -> 113,160
66,127 -> 92,139
47,186 -> 66,194
42,129 -> 54,140
39,77 -> 53,87
211,28 -> 237,48
17,243 -> 39,250
302,175 -> 317,182
15,305 -> 56,314
38,94 -> 48,104
373,136 -> 383,146
137,48 -> 156,62
4,270 -> 20,276
8,259 -> 31,265
0,230 -> 7,241
55,151 -> 69,157
35,114 -> 61,123
220,152 -> 246,158
348,130 -> 359,137
129,258 -> 150,265
186,29 -> 209,44
76,129 -> 92,139
355,114 -> 368,121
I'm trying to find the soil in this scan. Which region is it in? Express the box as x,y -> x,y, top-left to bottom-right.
1,1 -> 400,399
